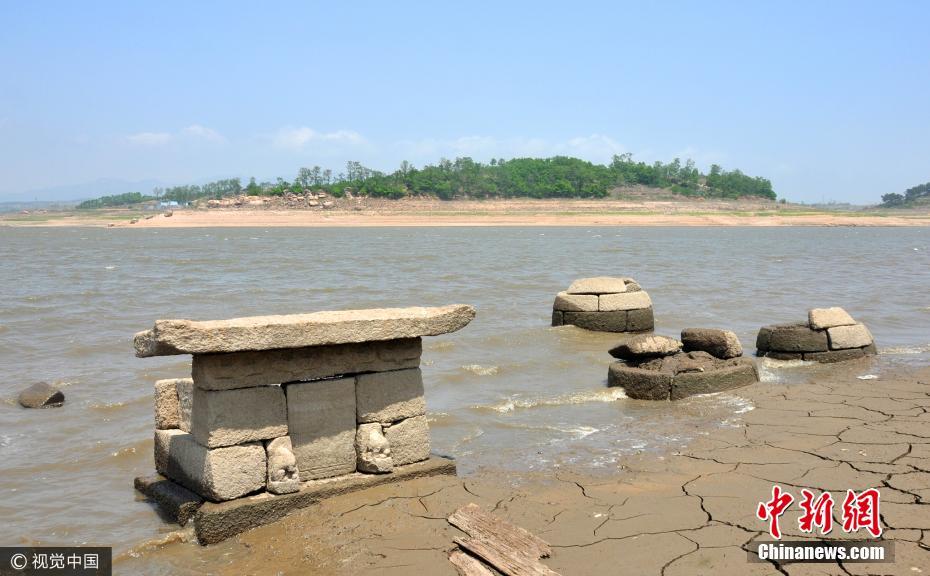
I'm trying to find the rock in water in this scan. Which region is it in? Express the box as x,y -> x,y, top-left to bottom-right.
680,328 -> 743,359
265,436 -> 301,494
18,382 -> 65,408
608,334 -> 682,360
356,423 -> 393,473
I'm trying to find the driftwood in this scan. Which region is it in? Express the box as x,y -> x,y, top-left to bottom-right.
449,549 -> 496,576
448,503 -> 559,576
449,503 -> 551,558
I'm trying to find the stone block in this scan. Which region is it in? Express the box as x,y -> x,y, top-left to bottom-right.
134,304 -> 475,357
755,326 -> 773,354
155,429 -> 185,476
154,379 -> 181,430
177,378 -> 193,433
607,364 -> 672,400
553,291 -> 599,312
767,325 -> 829,352
567,277 -> 627,294
681,328 -> 743,359
827,324 -> 873,350
265,436 -> 300,495
609,335 -> 681,360
286,377 -> 357,480
563,311 -> 628,332
156,430 -> 266,501
383,415 -> 430,466
191,338 -> 422,390
764,351 -> 804,361
356,423 -> 393,473
626,306 -> 655,332
551,310 -> 564,326
808,307 -> 856,330
598,291 -> 652,312
134,474 -> 203,526
804,348 -> 868,363
356,368 -> 425,424
191,386 -> 288,448
174,435 -> 265,502
670,360 -> 758,400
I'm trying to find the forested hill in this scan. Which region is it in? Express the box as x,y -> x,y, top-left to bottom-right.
77,155 -> 775,209
881,182 -> 930,207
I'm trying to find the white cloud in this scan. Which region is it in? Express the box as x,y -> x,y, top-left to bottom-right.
182,124 -> 225,143
126,131 -> 172,146
273,127 -> 365,149
125,124 -> 225,146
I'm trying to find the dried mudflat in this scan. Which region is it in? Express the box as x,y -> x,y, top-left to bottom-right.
6,198 -> 930,228
118,364 -> 930,575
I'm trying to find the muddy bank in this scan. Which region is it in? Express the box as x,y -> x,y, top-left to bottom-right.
118,363 -> 930,575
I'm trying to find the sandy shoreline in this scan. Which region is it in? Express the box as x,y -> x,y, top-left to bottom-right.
3,198 -> 930,228
119,361 -> 930,575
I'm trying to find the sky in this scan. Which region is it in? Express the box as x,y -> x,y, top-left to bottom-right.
1,1 -> 928,203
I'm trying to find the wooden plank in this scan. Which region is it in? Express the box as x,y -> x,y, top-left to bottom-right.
448,503 -> 552,559
454,537 -> 560,576
449,548 -> 496,576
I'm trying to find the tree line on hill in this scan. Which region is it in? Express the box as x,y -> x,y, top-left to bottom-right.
881,181 -> 930,207
76,155 -> 776,209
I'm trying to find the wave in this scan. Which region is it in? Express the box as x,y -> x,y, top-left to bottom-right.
879,344 -> 930,355
479,388 -> 627,414
717,394 -> 755,414
493,419 -> 603,440
426,341 -> 455,351
757,357 -> 813,382
460,364 -> 499,376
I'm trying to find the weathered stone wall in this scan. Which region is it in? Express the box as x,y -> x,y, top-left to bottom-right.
552,277 -> 654,333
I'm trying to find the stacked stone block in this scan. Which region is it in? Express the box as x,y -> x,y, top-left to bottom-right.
141,305 -> 475,506
551,277 -> 654,332
756,307 -> 876,362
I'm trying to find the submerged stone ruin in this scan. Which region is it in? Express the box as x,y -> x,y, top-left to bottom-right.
607,329 -> 759,400
134,304 -> 475,544
551,276 -> 654,332
756,307 -> 877,362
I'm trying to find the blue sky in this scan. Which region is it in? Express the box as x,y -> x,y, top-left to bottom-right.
1,1 -> 928,203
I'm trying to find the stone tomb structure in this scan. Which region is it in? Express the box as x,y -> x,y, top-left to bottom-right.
551,276 -> 654,332
134,305 -> 475,544
607,329 -> 759,400
756,307 -> 877,362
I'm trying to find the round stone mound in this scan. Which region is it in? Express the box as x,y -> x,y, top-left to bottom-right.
756,307 -> 876,363
552,277 -> 654,333
606,328 -> 758,401
608,352 -> 759,401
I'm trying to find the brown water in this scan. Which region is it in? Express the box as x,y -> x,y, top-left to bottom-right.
1,226 -> 928,560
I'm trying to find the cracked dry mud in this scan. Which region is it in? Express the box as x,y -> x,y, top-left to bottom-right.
125,364 -> 930,575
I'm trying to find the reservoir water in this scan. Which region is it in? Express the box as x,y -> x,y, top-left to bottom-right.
1,226 -> 928,554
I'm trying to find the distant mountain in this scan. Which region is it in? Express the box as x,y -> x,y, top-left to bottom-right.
3,178 -> 166,202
